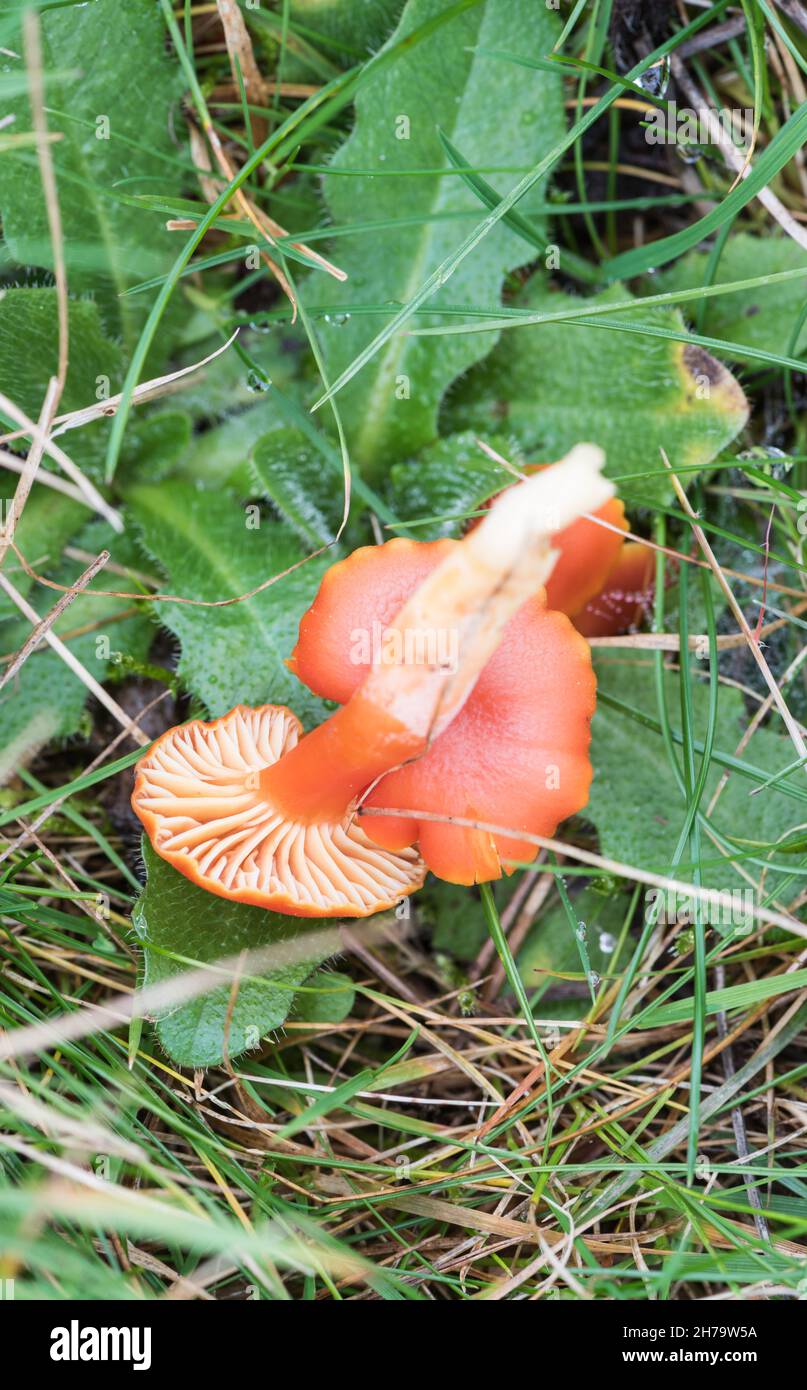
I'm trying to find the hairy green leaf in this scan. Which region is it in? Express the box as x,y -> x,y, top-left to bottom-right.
389,429 -> 520,538
0,0 -> 183,346
651,234 -> 807,361
0,488 -> 86,623
0,567 -> 151,783
285,0 -> 405,59
305,0 -> 564,477
128,480 -> 331,724
0,286 -> 122,478
294,969 -> 356,1024
587,659 -> 803,926
133,842 -> 344,1067
118,411 -> 192,486
444,278 -> 749,502
250,427 -> 345,546
0,643 -> 85,785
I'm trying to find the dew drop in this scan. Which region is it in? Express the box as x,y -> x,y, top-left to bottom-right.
636,56 -> 670,99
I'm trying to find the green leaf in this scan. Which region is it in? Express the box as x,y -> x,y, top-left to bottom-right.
516,888 -> 624,1018
250,427 -> 344,546
419,879 -> 486,961
127,480 -> 331,724
651,234 -> 807,362
443,278 -> 749,502
305,0 -> 564,477
176,405 -> 279,492
0,568 -> 152,783
118,411 -> 192,486
419,875 -> 526,962
285,0 -> 405,59
0,0 -> 184,346
133,843 -> 345,1067
586,659 -> 803,917
294,969 -> 356,1024
389,430 -> 520,538
0,644 -> 82,784
0,286 -> 123,479
167,330 -> 312,493
0,285 -> 121,418
0,488 -> 86,623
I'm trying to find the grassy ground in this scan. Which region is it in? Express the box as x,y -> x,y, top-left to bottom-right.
1,0 -> 807,1301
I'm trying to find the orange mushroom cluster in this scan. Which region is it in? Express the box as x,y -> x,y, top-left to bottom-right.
132,446 -> 616,919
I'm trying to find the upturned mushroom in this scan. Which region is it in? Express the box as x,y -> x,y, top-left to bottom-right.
132,446 -> 613,915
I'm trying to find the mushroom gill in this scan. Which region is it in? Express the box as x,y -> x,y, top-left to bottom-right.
132,703 -> 426,917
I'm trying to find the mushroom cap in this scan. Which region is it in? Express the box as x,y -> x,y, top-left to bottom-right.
574,541 -> 655,637
544,496 -> 628,618
131,703 -> 426,917
289,540 -> 596,885
289,537 -> 455,704
468,469 -> 628,620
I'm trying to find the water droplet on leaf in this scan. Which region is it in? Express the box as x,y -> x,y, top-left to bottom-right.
637,56 -> 670,98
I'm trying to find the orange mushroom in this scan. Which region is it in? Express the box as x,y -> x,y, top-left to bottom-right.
574,541 -> 656,638
543,497 -> 628,619
131,704 -> 427,917
133,446 -> 613,913
476,464 -> 655,636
